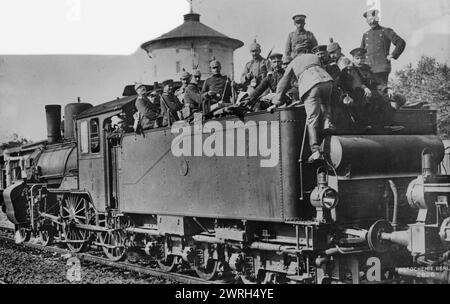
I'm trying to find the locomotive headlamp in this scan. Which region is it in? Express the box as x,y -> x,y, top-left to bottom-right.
310,168 -> 339,210
310,183 -> 338,209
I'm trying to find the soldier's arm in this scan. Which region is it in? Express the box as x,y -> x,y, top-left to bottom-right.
185,86 -> 201,108
274,66 -> 294,105
310,32 -> 318,48
249,76 -> 271,101
240,63 -> 250,84
135,98 -> 148,115
360,33 -> 366,49
285,33 -> 292,57
201,79 -> 209,95
385,28 -> 406,59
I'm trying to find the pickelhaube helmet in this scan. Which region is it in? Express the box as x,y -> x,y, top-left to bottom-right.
180,68 -> 191,80
209,56 -> 221,68
249,39 -> 261,51
327,37 -> 341,53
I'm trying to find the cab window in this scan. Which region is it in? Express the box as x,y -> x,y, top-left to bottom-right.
80,121 -> 89,154
90,118 -> 100,153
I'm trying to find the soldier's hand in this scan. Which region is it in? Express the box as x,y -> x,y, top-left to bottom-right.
386,88 -> 394,99
364,88 -> 372,98
272,99 -> 282,106
387,54 -> 393,61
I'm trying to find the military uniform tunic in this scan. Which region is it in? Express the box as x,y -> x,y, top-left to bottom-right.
360,25 -> 405,74
249,68 -> 285,101
201,74 -> 232,103
160,93 -> 183,125
285,30 -> 318,58
135,96 -> 160,129
240,55 -> 271,87
276,54 -> 333,153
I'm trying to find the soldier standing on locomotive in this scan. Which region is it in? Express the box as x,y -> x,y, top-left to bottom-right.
274,46 -> 335,162
240,39 -> 271,94
285,14 -> 318,59
360,9 -> 406,86
134,82 -> 161,131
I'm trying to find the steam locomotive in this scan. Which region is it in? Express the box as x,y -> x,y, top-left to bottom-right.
1,90 -> 450,284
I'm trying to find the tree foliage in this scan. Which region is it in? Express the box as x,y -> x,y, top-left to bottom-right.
0,133 -> 31,150
392,56 -> 450,139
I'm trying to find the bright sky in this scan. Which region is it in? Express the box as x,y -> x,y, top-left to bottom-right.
0,0 -> 449,141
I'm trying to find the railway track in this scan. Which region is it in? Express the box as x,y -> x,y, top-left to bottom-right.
0,226 -> 220,285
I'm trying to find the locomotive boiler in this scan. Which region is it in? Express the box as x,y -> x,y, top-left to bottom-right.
2,95 -> 450,284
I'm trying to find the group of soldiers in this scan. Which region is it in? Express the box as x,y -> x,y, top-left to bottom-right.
133,8 -> 406,162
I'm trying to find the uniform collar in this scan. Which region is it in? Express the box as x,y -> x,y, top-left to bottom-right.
272,67 -> 284,74
251,55 -> 264,62
370,24 -> 382,30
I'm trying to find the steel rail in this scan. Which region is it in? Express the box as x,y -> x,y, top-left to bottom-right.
0,226 -> 219,285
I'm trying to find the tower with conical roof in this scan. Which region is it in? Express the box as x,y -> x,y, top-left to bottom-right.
140,5 -> 243,82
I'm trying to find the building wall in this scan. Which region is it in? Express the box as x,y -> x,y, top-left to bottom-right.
146,40 -> 235,83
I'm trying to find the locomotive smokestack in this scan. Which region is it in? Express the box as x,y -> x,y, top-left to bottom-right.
45,105 -> 62,144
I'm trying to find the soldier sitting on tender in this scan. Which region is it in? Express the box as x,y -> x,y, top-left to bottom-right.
240,39 -> 271,94
160,80 -> 183,126
327,38 -> 352,71
175,69 -> 202,120
201,59 -> 233,114
339,48 -> 396,129
248,52 -> 285,111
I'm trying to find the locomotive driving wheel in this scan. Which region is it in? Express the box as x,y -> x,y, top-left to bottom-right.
61,194 -> 94,253
157,255 -> 179,272
98,230 -> 127,262
193,243 -> 221,280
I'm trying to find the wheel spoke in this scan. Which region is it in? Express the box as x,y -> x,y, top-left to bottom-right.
62,194 -> 93,253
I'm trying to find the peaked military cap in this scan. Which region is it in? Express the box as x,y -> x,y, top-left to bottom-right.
312,45 -> 328,54
292,14 -> 306,23
249,39 -> 261,51
327,37 -> 341,52
269,52 -> 283,59
162,79 -> 174,86
363,8 -> 379,18
350,47 -> 367,57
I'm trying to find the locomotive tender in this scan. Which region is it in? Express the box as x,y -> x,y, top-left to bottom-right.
2,94 -> 450,283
